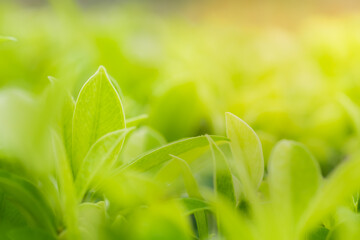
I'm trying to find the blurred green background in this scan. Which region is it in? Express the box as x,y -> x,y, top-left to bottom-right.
2,0 -> 360,174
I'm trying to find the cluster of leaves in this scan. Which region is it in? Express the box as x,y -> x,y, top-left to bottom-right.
3,2 -> 360,172
1,66 -> 360,240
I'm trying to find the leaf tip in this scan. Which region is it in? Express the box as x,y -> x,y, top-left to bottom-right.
97,65 -> 107,74
225,112 -> 235,120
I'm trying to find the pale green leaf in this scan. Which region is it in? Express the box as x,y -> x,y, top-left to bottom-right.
325,208 -> 360,240
225,112 -> 264,188
60,93 -> 75,160
148,82 -> 204,141
207,135 -> 236,205
179,198 -> 209,215
117,201 -> 191,240
268,140 -> 322,238
339,94 -> 360,137
75,128 -> 132,200
72,66 -> 126,175
78,202 -> 106,240
126,114 -> 148,128
168,154 -> 202,198
52,132 -> 80,239
119,126 -> 166,164
211,197 -> 255,240
298,154 -> 360,235
120,135 -> 228,173
163,155 -> 208,239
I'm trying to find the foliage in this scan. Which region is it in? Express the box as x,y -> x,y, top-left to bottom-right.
0,65 -> 359,239
2,2 -> 360,239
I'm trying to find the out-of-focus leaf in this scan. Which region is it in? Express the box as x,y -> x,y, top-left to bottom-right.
75,128 -> 132,200
156,155 -> 202,199
78,202 -> 106,240
0,192 -> 28,239
117,201 -> 191,240
72,66 -> 125,175
126,114 -> 148,128
0,89 -> 55,174
120,135 -> 228,172
158,155 -> 208,239
326,208 -> 360,240
306,226 -> 329,240
149,82 -> 206,141
52,133 -> 80,239
100,171 -> 165,209
0,171 -> 57,236
299,154 -> 360,235
211,197 -> 255,240
268,140 -> 322,238
225,112 -> 264,189
178,198 -> 209,215
207,135 -> 235,205
339,94 -> 360,136
7,227 -> 56,240
59,93 -> 75,160
119,126 -> 166,164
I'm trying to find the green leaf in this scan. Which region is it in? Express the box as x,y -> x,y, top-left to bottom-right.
207,135 -> 236,205
167,155 -> 203,198
59,93 -> 75,160
326,208 -> 360,240
179,198 -> 209,215
120,135 -> 228,172
0,171 -> 57,236
126,114 -> 148,128
267,140 -> 322,237
225,112 -> 264,188
148,82 -> 205,141
117,201 -> 191,240
162,155 -> 208,239
339,94 -> 360,137
72,66 -> 126,175
299,154 -> 360,235
211,197 -> 255,240
306,226 -> 329,240
78,202 -> 106,240
7,227 -> 56,240
0,89 -> 59,174
52,132 -> 80,239
75,128 -> 132,200
0,191 -> 28,238
119,126 -> 166,165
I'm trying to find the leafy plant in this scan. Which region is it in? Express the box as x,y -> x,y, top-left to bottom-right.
1,65 -> 360,240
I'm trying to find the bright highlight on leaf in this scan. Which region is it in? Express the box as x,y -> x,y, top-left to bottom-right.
0,36 -> 17,43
